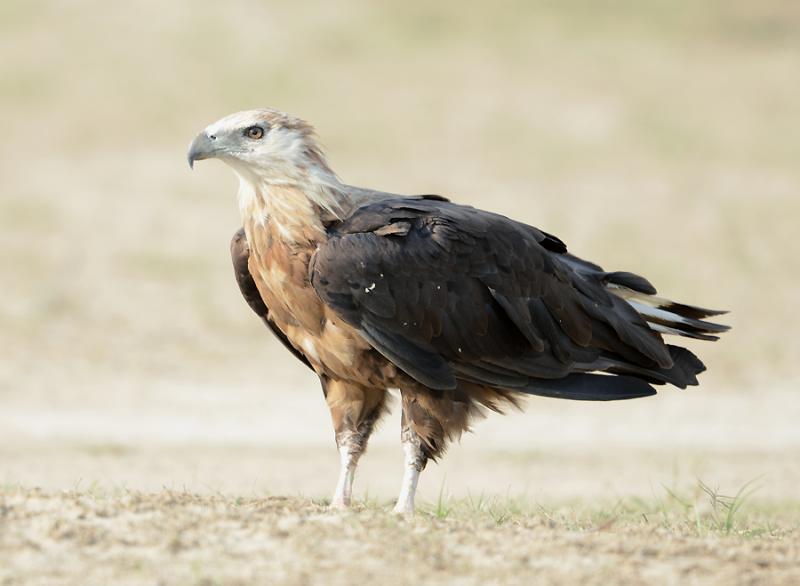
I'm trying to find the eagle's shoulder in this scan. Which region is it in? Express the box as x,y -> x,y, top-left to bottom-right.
331,194 -> 568,255
332,195 -> 449,235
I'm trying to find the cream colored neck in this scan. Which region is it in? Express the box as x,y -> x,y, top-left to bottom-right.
237,171 -> 354,247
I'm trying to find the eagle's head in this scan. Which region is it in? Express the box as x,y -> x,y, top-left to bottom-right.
187,108 -> 332,184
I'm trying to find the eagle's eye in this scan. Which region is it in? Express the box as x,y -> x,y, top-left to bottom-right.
245,125 -> 265,140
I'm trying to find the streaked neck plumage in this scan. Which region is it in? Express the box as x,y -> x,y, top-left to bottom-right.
232,153 -> 354,247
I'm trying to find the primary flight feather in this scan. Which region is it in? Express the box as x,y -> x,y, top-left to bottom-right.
188,108 -> 729,513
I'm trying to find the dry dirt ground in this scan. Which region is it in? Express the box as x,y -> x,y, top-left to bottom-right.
1,489 -> 799,586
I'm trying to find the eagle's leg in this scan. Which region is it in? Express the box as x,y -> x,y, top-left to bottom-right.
392,423 -> 426,515
392,391 -> 445,515
323,379 -> 387,509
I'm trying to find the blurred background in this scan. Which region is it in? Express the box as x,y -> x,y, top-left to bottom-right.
1,0 -> 798,504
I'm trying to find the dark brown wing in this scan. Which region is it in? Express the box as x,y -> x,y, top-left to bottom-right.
230,228 -> 312,370
310,198 -> 706,400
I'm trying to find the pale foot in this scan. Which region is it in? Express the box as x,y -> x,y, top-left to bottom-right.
329,495 -> 351,510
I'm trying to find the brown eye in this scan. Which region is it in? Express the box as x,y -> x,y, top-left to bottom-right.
245,125 -> 264,139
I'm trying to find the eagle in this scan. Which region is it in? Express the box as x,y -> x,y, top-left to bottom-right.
187,108 -> 728,514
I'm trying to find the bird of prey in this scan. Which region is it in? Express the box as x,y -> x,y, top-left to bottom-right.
188,108 -> 728,514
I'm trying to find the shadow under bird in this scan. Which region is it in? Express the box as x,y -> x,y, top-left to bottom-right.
187,109 -> 729,514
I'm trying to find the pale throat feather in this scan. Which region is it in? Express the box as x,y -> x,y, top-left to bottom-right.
235,163 -> 353,247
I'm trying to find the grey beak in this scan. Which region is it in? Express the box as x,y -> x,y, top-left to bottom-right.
187,132 -> 219,169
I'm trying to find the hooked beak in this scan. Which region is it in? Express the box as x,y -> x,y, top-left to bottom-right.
187,132 -> 220,169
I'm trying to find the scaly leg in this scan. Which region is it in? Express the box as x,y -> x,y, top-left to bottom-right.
323,379 -> 387,509
392,424 -> 427,515
331,430 -> 359,509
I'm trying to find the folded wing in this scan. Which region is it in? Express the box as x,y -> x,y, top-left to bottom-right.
310,197 -> 727,400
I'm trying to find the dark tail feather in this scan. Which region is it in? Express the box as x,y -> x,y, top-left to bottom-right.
664,345 -> 706,387
518,373 -> 656,401
661,301 -> 727,320
604,345 -> 706,389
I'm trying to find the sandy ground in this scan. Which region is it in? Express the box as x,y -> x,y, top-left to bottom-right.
1,490 -> 799,586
